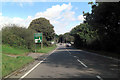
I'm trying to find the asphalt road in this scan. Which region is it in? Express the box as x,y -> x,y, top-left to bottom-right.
19,45 -> 120,80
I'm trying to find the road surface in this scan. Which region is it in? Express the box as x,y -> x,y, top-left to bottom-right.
18,45 -> 119,80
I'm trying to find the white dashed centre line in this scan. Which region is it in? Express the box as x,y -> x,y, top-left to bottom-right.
66,48 -> 88,68
66,47 -> 104,79
77,59 -> 88,68
74,56 -> 77,58
96,75 -> 103,80
66,49 -> 71,54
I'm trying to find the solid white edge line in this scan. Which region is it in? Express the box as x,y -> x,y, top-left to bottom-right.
96,75 -> 103,80
18,47 -> 57,80
19,61 -> 42,80
77,59 -> 88,68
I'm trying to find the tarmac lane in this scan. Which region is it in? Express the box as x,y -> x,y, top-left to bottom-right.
17,45 -> 119,80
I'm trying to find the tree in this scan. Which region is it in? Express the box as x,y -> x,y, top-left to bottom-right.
85,2 -> 120,52
63,33 -> 74,43
54,34 -> 59,43
28,18 -> 55,46
58,34 -> 64,43
70,23 -> 98,48
58,33 -> 74,43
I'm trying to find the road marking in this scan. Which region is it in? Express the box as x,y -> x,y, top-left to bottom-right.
66,49 -> 71,54
96,75 -> 103,80
19,48 -> 57,80
19,61 -> 43,80
66,49 -> 88,68
74,56 -> 77,58
77,59 -> 88,68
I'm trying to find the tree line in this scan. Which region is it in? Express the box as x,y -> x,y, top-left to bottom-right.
59,2 -> 120,54
2,18 -> 55,51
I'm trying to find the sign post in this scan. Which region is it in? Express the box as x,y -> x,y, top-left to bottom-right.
34,33 -> 43,53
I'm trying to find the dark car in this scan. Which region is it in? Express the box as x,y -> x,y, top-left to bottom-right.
66,44 -> 69,47
66,43 -> 71,47
60,43 -> 62,45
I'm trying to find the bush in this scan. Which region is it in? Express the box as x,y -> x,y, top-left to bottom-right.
2,24 -> 36,50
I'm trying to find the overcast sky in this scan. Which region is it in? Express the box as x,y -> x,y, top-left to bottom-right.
0,1 -> 92,34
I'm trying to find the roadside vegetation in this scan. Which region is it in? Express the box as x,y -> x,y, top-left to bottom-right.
28,18 -> 55,46
2,18 -> 56,77
2,54 -> 33,77
2,44 -> 34,77
58,2 -> 120,58
2,44 -> 29,55
37,44 -> 56,53
2,44 -> 56,77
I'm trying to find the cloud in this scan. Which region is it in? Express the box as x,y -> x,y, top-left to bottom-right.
0,13 -> 2,16
33,3 -> 77,34
0,13 -> 33,29
34,3 -> 73,19
0,3 -> 84,34
18,2 -> 34,7
19,2 -> 23,7
78,14 -> 85,22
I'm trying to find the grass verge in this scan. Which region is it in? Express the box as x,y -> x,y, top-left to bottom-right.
2,44 -> 56,77
2,45 -> 33,77
2,54 -> 33,77
2,44 -> 29,55
37,45 -> 56,53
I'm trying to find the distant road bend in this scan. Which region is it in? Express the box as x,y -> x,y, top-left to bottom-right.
19,44 -> 119,80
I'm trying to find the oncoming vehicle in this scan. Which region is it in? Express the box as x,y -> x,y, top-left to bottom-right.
60,43 -> 62,45
66,43 -> 71,47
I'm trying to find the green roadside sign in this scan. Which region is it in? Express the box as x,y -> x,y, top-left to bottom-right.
34,33 -> 42,43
